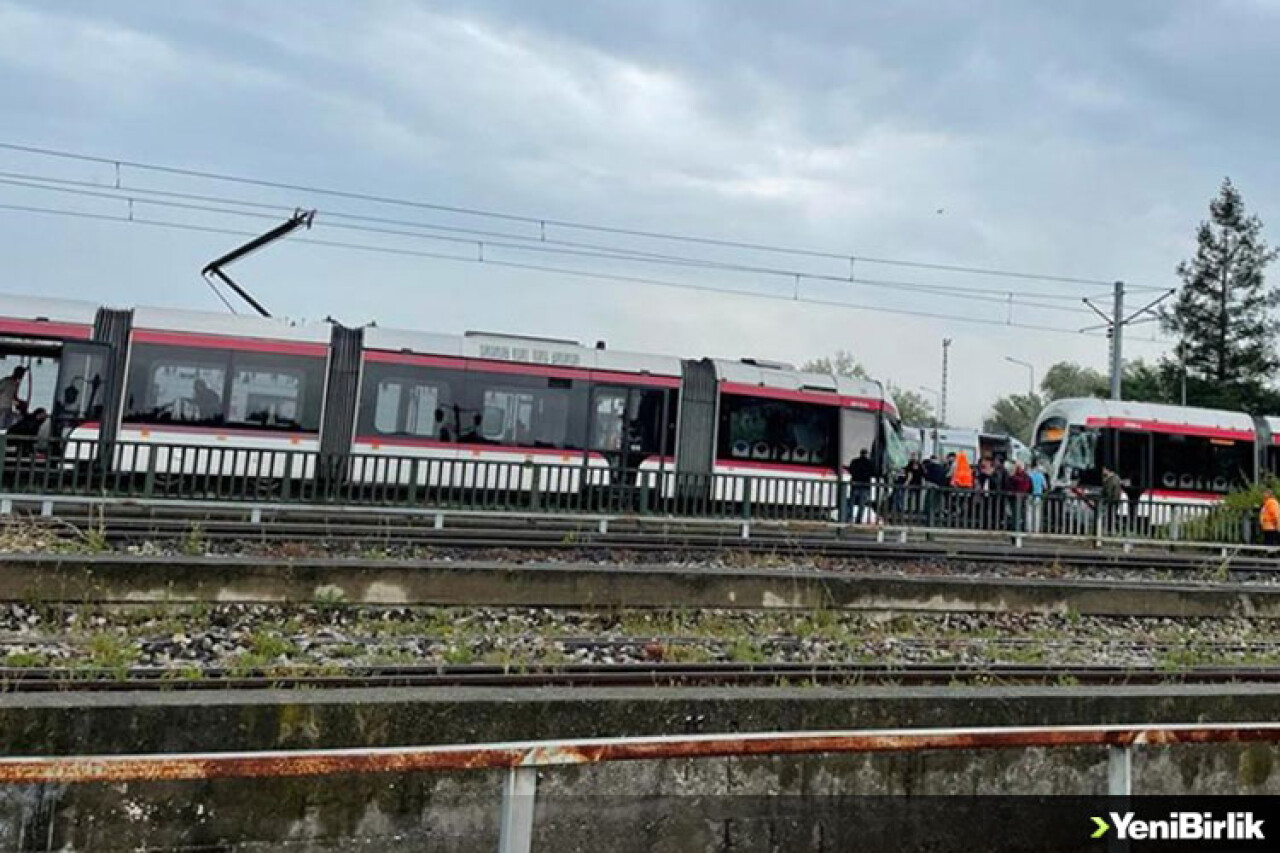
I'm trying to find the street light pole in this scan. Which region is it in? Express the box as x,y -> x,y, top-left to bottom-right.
918,386 -> 941,457
1004,356 -> 1035,396
940,339 -> 952,428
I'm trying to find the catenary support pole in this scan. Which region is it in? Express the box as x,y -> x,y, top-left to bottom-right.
1110,281 -> 1124,400
940,338 -> 952,427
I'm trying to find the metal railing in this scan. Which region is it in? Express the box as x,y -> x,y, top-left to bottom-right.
1,722 -> 1278,852
0,436 -> 1262,546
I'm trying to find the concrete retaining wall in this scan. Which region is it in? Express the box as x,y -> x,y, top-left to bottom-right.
2,686 -> 1280,851
0,555 -> 1270,618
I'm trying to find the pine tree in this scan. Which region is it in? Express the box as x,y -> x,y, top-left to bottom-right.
1160,178 -> 1280,411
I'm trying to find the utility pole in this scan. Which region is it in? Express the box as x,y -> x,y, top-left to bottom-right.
1082,282 -> 1174,404
1109,281 -> 1124,400
1179,342 -> 1188,406
940,338 -> 952,428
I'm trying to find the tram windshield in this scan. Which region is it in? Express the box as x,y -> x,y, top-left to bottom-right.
1033,416 -> 1067,463
1060,426 -> 1100,484
883,419 -> 909,471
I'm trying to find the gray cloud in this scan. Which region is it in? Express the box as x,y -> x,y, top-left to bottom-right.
0,0 -> 1275,425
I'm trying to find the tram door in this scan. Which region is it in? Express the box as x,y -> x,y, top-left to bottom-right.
590,386 -> 638,485
1114,430 -> 1152,497
51,341 -> 110,436
589,385 -> 668,487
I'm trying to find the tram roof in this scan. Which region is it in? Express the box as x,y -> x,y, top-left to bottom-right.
1036,397 -> 1256,433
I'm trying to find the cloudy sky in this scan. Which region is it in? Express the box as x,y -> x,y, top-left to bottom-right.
1,0 -> 1277,426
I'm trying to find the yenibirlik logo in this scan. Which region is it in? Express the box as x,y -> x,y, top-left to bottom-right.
1091,812 -> 1264,842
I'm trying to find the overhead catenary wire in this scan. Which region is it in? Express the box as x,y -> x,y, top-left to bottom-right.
0,199 -> 1173,344
0,175 -> 1110,317
0,140 -> 1169,293
6,168 -> 1115,303
0,170 -> 1104,306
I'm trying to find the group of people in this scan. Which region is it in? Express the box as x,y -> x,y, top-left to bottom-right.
844,448 -> 1051,531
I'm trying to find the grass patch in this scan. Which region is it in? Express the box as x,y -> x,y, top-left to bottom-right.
248,630 -> 296,661
3,650 -> 49,668
443,644 -> 475,665
725,637 -> 767,664
86,632 -> 138,677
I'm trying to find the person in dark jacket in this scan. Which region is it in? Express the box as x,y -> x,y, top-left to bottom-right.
1100,466 -> 1124,535
899,454 -> 925,514
1008,463 -> 1032,531
923,455 -> 946,488
845,449 -> 875,523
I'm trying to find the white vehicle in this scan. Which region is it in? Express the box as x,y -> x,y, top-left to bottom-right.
900,426 -> 981,463
1031,397 -> 1261,502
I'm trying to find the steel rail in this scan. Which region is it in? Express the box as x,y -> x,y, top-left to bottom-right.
4,662 -> 1280,691
3,519 -> 1277,574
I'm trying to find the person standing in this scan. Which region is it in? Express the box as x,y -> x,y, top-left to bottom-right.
1261,489 -> 1280,548
0,365 -> 26,429
1027,459 -> 1047,533
845,449 -> 876,524
901,453 -> 925,514
1101,466 -> 1124,536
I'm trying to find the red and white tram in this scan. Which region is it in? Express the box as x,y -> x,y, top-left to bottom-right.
0,293 -> 904,503
1032,397 -> 1265,504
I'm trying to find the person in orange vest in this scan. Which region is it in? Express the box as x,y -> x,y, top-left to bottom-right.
948,451 -> 975,527
1260,489 -> 1280,548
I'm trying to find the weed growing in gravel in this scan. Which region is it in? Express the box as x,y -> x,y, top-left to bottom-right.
793,607 -> 841,641
86,632 -> 137,677
725,637 -> 767,663
1001,643 -> 1048,665
0,518 -> 73,553
443,644 -> 475,665
179,524 -> 206,557
661,643 -> 714,664
248,630 -> 296,661
313,586 -> 347,607
3,650 -> 49,668
81,527 -> 109,554
326,643 -> 363,660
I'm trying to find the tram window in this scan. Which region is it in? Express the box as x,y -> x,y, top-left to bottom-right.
53,349 -> 105,423
631,389 -> 666,454
718,394 -> 836,468
373,381 -> 402,434
1268,446 -> 1280,478
591,389 -> 627,451
460,371 -> 586,450
404,385 -> 441,437
590,388 -> 668,455
226,356 -> 321,432
665,392 -> 678,456
358,362 -> 462,440
478,387 -> 568,447
125,345 -> 229,425
1151,433 -> 1252,493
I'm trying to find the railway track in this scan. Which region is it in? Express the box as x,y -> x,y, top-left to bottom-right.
2,661 -> 1279,691
4,508 -> 1276,575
